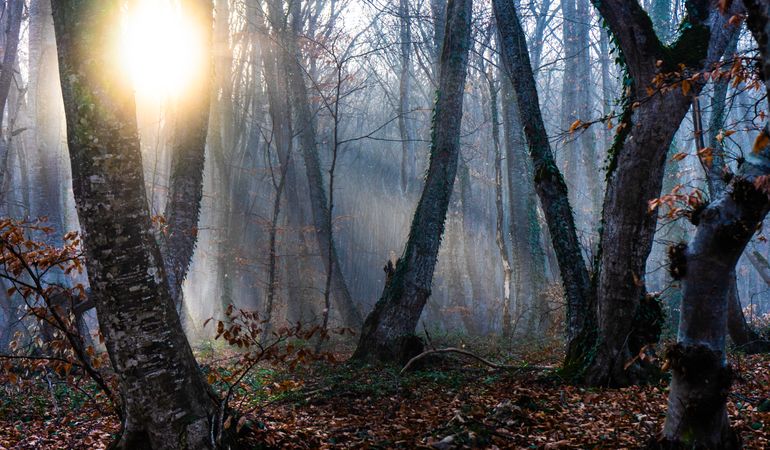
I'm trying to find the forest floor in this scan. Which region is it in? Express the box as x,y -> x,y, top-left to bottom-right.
2,340 -> 770,449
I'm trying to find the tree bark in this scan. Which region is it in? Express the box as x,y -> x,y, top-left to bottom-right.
52,2 -> 218,448
352,0 -> 473,363
660,3 -> 770,445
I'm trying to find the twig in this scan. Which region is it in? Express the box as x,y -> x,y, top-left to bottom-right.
399,347 -> 553,375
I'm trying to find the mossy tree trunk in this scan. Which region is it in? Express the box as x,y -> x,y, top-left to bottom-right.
52,2 -> 219,448
352,0 -> 473,363
571,0 -> 742,386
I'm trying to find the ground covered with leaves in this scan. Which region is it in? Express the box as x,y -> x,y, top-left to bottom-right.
2,347 -> 770,449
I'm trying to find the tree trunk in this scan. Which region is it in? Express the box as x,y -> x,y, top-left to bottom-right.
260,2 -> 316,324
398,0 -> 416,194
52,2 -> 218,448
486,70 -> 514,338
578,0 -> 741,386
161,0 -> 213,308
493,0 -> 592,345
277,0 -> 362,329
661,3 -> 770,445
0,0 -> 22,199
458,158 -> 484,335
352,0 -> 473,363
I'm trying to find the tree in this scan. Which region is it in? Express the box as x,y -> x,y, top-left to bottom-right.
574,0 -> 743,386
0,0 -> 23,204
659,2 -> 770,446
161,0 -> 213,309
51,2 -> 218,447
483,63 -> 515,338
492,0 -> 592,348
398,0 -> 417,194
353,0 -> 473,362
273,0 -> 363,329
561,0 -> 600,226
663,0 -> 770,449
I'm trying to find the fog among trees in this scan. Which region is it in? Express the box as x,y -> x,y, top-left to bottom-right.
2,0 -> 770,448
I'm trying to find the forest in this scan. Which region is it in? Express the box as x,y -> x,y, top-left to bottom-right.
1,0 -> 770,448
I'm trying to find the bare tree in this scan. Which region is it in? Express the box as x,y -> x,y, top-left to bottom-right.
353,0 -> 473,362
0,0 -> 23,203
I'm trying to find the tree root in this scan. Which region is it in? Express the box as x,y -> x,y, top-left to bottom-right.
399,347 -> 553,375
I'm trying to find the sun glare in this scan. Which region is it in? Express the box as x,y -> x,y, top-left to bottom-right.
120,0 -> 204,99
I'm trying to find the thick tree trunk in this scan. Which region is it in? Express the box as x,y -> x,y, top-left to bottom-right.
661,3 -> 770,445
352,0 -> 473,363
52,2 -> 219,448
493,0 -> 592,344
278,0 -> 362,329
161,0 -> 213,308
578,0 -> 741,386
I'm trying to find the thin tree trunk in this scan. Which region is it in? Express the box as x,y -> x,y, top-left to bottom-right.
458,158 -> 484,335
486,70 -> 514,338
52,2 -> 218,447
493,0 -> 592,345
260,2 -> 315,324
278,0 -> 362,329
398,0 -> 416,194
352,0 -> 473,363
0,0 -> 22,201
161,0 -> 213,309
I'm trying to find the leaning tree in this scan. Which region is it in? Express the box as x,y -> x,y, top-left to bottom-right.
352,0 -> 474,362
52,1 -> 219,448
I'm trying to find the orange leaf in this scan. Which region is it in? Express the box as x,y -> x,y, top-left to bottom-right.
752,128 -> 770,154
568,119 -> 582,134
671,152 -> 688,162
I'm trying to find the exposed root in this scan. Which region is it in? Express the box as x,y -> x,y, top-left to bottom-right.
399,347 -> 553,375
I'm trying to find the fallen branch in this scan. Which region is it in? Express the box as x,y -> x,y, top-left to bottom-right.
399,347 -> 554,375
